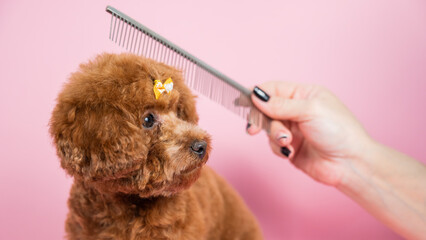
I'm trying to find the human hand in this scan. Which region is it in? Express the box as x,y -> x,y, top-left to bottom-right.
247,82 -> 374,186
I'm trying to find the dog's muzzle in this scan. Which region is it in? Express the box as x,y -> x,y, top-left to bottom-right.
190,140 -> 207,160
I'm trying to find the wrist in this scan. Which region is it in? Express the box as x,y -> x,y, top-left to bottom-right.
335,136 -> 381,195
334,138 -> 426,239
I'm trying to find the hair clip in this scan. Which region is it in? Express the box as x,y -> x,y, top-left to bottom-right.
153,78 -> 173,99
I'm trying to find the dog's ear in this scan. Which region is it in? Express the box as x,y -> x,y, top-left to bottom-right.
177,93 -> 198,123
49,105 -> 87,177
55,134 -> 87,177
174,80 -> 199,123
49,103 -> 147,181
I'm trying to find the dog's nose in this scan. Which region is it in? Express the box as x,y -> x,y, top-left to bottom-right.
190,140 -> 207,159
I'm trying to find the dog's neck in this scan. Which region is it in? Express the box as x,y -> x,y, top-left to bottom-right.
75,179 -> 177,211
116,193 -> 166,207
67,179 -> 192,237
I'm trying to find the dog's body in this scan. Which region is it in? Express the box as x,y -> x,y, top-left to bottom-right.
66,167 -> 259,239
50,53 -> 262,239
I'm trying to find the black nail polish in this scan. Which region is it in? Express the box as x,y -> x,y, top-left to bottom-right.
253,86 -> 270,102
246,122 -> 251,131
281,147 -> 291,157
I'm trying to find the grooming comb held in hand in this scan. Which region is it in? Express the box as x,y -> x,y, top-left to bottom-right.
106,6 -> 271,131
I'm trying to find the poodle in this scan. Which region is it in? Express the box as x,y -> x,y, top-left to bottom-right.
49,53 -> 263,239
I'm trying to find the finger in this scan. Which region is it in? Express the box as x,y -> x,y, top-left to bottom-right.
246,122 -> 262,135
245,102 -> 263,135
234,93 -> 252,107
268,138 -> 294,159
269,120 -> 292,146
254,81 -> 305,99
252,86 -> 311,122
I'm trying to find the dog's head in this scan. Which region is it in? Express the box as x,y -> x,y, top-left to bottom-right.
49,53 -> 211,197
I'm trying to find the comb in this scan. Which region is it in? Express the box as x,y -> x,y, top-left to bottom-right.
106,6 -> 271,131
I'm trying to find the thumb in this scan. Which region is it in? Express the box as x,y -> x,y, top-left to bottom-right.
251,86 -> 311,122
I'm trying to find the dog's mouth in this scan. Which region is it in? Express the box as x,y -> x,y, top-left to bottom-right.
180,162 -> 204,175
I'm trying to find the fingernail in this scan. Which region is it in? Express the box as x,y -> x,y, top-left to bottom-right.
277,133 -> 288,144
246,122 -> 251,132
253,86 -> 270,102
281,147 -> 291,157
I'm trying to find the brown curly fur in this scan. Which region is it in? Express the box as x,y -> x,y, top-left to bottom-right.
49,53 -> 262,239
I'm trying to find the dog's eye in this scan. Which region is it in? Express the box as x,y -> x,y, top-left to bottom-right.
142,113 -> 155,129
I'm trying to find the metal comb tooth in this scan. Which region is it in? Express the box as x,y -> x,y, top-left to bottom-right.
106,6 -> 271,132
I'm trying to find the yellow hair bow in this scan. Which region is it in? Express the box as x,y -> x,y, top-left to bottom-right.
153,78 -> 173,99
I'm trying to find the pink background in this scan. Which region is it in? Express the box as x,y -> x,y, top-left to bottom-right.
1,0 -> 425,239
